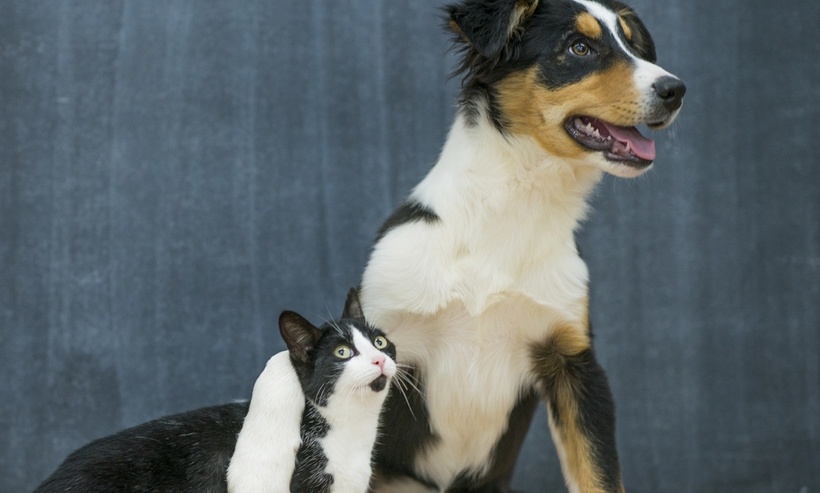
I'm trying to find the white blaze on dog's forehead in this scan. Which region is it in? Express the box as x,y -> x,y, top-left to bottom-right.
572,0 -> 636,59
573,0 -> 676,96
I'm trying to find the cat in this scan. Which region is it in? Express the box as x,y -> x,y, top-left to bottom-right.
34,290 -> 396,493
228,295 -> 397,493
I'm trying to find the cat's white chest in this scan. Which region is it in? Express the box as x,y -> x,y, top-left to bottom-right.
321,396 -> 382,493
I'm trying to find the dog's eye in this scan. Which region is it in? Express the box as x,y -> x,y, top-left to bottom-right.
569,41 -> 592,57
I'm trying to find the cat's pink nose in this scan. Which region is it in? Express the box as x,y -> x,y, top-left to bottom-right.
372,354 -> 386,371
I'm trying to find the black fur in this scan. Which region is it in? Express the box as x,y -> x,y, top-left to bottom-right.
372,365 -> 439,489
290,405 -> 333,492
447,0 -> 658,131
33,402 -> 249,493
35,305 -> 395,493
283,313 -> 397,407
612,0 -> 656,62
447,0 -> 537,59
375,200 -> 439,242
281,309 -> 398,491
531,342 -> 623,492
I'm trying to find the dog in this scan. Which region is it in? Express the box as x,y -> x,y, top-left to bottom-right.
357,0 -> 685,492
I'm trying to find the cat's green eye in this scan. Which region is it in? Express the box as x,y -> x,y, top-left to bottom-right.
373,336 -> 388,349
334,345 -> 353,359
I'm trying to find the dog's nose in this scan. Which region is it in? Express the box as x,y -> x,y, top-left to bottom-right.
652,76 -> 686,112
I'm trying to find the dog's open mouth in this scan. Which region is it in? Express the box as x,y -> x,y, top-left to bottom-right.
565,116 -> 657,167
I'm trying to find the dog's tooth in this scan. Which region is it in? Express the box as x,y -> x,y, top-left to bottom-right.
574,118 -> 583,128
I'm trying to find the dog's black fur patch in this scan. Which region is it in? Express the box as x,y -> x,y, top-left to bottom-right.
372,365 -> 440,489
531,343 -> 622,492
376,200 -> 440,242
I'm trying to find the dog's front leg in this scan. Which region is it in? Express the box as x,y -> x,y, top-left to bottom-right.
531,325 -> 625,493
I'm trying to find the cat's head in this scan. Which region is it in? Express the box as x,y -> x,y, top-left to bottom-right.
279,302 -> 397,408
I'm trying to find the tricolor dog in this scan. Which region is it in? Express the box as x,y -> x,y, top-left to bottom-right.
358,0 -> 685,492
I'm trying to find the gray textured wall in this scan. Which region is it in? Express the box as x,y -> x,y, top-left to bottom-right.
2,1 -> 818,492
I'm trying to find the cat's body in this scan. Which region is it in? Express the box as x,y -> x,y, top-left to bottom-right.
229,306 -> 397,493
35,299 -> 396,493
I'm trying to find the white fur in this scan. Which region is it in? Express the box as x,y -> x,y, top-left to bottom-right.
321,328 -> 397,493
227,351 -> 304,493
361,114 -> 598,489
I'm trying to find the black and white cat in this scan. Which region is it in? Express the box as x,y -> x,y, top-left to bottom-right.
228,302 -> 397,493
34,293 -> 396,493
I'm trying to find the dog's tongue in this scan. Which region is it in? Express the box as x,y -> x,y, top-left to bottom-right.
601,122 -> 656,161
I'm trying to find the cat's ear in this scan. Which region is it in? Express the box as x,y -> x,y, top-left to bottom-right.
342,287 -> 365,321
279,311 -> 321,364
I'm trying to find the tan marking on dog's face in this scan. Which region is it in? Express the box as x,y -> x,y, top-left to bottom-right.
618,16 -> 633,41
575,12 -> 602,39
495,63 -> 642,160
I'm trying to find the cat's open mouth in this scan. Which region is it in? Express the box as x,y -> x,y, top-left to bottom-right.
369,375 -> 388,392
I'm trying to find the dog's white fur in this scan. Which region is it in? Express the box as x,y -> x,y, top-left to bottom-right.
361,112 -> 599,488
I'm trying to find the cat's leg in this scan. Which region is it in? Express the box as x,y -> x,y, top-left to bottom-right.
530,324 -> 625,493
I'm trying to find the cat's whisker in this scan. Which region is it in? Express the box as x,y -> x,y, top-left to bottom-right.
392,382 -> 416,421
388,369 -> 422,421
394,367 -> 423,398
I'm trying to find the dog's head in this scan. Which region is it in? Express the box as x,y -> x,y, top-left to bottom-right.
448,0 -> 685,178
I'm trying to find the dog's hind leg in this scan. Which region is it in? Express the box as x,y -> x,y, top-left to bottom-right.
530,324 -> 625,493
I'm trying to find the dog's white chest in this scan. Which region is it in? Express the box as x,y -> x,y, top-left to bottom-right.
377,296 -> 569,488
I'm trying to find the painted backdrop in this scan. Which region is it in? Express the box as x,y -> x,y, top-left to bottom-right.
2,1 -> 818,491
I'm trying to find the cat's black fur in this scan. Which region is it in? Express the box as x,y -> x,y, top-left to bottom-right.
33,402 -> 248,493
34,290 -> 389,493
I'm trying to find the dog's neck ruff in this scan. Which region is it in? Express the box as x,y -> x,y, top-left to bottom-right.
415,107 -> 602,228
374,108 -> 600,317
411,108 -> 602,315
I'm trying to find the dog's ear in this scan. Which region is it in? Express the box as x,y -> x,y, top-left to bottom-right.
342,287 -> 365,321
447,0 -> 539,59
612,1 -> 656,63
279,311 -> 321,364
